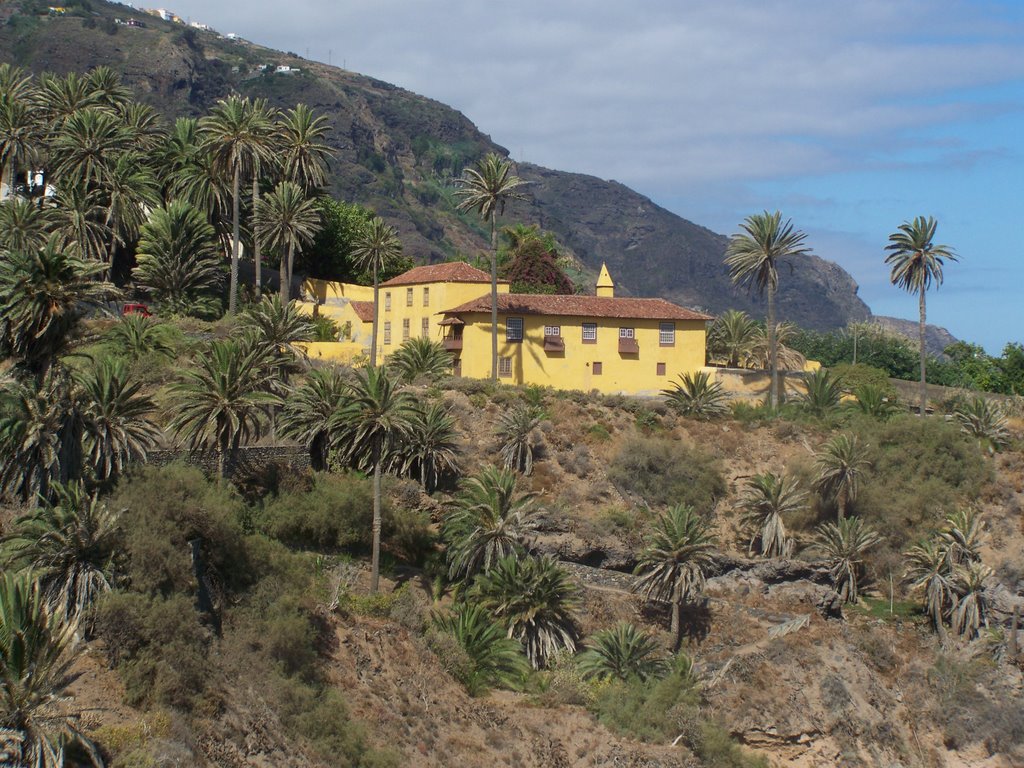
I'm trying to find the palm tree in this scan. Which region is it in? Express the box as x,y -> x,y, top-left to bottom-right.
848,383 -> 898,420
85,65 -> 131,110
118,102 -> 166,153
0,197 -> 54,252
796,368 -> 844,417
470,554 -> 579,669
1,481 -> 121,622
75,357 -> 161,484
277,103 -> 334,193
577,622 -> 669,682
280,367 -> 349,471
0,237 -> 115,378
350,216 -> 402,366
633,503 -> 717,650
49,183 -> 110,264
49,107 -> 131,191
392,401 -> 460,492
954,397 -> 1010,455
169,338 -> 280,478
661,370 -> 729,419
813,434 -> 871,521
0,93 -> 40,200
253,180 -> 320,302
331,365 -> 417,592
103,314 -> 174,361
950,561 -> 992,640
0,571 -> 102,768
813,516 -> 882,604
441,465 -> 540,581
35,71 -> 98,126
244,98 -> 279,299
97,151 -> 160,269
724,211 -> 811,409
940,508 -> 985,568
454,153 -> 528,381
133,201 -> 223,317
903,539 -> 954,635
387,337 -> 452,383
737,472 -> 805,558
238,296 -> 315,377
885,216 -> 958,416
707,309 -> 759,368
433,603 -> 529,695
199,95 -> 277,313
496,403 -> 541,475
0,370 -> 82,504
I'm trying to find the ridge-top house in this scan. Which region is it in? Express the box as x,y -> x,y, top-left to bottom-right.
299,261 -> 712,396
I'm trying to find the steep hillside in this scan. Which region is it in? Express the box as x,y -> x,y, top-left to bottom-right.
0,0 -> 876,331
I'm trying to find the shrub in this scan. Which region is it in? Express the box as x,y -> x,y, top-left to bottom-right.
257,472 -> 375,551
312,315 -> 340,342
608,437 -> 725,510
661,371 -> 729,419
430,603 -> 529,695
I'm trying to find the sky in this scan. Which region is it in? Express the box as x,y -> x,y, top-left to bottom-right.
160,0 -> 1024,353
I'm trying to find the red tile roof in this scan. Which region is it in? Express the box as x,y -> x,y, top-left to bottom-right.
380,261 -> 508,287
351,300 -> 375,322
442,293 -> 713,322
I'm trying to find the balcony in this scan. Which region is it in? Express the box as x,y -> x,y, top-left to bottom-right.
618,337 -> 639,354
443,336 -> 463,351
543,335 -> 565,352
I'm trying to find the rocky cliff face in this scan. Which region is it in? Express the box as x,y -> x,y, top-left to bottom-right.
4,0 -> 872,331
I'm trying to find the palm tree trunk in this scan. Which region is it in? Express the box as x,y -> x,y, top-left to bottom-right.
489,210 -> 498,383
0,158 -> 10,200
767,283 -> 779,409
371,440 -> 383,593
253,176 -> 261,299
671,601 -> 682,652
280,240 -> 293,303
105,207 -> 119,276
287,244 -> 298,301
837,492 -> 846,522
370,264 -> 379,367
918,283 -> 927,417
229,163 -> 241,314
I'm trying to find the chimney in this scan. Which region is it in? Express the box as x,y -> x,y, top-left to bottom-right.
596,263 -> 614,298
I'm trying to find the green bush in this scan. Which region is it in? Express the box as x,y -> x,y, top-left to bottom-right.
830,363 -> 897,398
608,437 -> 726,510
110,464 -> 252,597
256,472 -> 376,550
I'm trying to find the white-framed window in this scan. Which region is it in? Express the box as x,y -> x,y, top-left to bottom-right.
659,322 -> 676,346
384,292 -> 391,311
506,317 -> 524,342
423,287 -> 430,307
406,287 -> 414,307
402,318 -> 410,341
544,325 -> 561,337
421,317 -> 429,338
383,321 -> 391,345
499,357 -> 512,377
582,323 -> 597,343
619,327 -> 635,339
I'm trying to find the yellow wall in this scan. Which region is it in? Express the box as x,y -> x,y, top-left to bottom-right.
451,312 -> 707,396
299,341 -> 368,365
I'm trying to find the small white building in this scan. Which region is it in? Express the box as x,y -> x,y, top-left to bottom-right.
275,65 -> 300,74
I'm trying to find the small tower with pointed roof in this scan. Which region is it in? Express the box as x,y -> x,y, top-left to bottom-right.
596,263 -> 615,298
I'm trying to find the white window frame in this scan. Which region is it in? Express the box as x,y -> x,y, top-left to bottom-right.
582,323 -> 597,342
406,287 -> 414,307
384,292 -> 391,311
423,287 -> 430,307
383,321 -> 392,345
402,317 -> 410,341
506,317 -> 524,342
619,327 -> 635,339
659,322 -> 676,346
499,357 -> 512,377
421,317 -> 429,338
544,325 -> 561,337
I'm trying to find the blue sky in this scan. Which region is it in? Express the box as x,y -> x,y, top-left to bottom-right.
164,0 -> 1024,353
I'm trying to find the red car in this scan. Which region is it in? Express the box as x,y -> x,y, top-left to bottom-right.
122,302 -> 153,318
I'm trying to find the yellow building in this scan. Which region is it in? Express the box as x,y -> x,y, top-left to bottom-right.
299,261 -> 712,395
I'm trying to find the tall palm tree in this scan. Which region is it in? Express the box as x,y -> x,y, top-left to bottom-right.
199,95 -> 277,313
118,102 -> 166,154
280,367 -> 349,471
813,516 -> 881,604
254,180 -> 320,302
0,236 -> 115,378
813,433 -> 871,521
239,296 -> 315,374
392,401 -> 460,492
169,338 -> 280,478
277,103 -> 334,193
97,151 -> 160,269
34,71 -> 99,126
903,539 -> 953,636
85,65 -> 131,111
441,465 -> 540,582
245,98 -> 279,299
737,471 -> 805,558
0,370 -> 82,504
885,216 -> 958,416
1,481 -> 121,622
49,183 -> 110,264
724,211 -> 811,408
470,554 -> 579,669
75,357 -> 161,484
49,107 -> 131,191
0,94 -> 40,200
633,503 -> 717,650
0,197 -> 54,252
331,365 -> 417,592
350,216 -> 402,366
577,622 -> 669,682
0,571 -> 102,768
133,200 -> 223,317
454,153 -> 528,381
